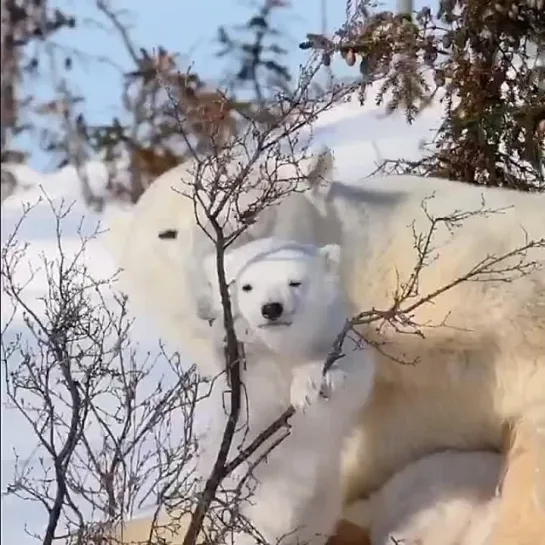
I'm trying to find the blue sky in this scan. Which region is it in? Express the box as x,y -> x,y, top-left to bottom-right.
20,0 -> 434,170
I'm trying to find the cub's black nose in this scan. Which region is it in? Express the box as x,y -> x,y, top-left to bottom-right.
261,302 -> 283,320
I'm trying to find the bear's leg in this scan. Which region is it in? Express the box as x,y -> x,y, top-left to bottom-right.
233,427 -> 343,545
490,407 -> 545,545
235,472 -> 324,545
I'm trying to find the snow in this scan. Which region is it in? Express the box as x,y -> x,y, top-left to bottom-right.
0,89 -> 443,544
2,160 -> 113,208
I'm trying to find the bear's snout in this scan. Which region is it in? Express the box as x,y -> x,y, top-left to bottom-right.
261,302 -> 284,321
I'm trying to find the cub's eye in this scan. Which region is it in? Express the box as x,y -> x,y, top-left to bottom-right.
242,284 -> 253,292
289,281 -> 302,288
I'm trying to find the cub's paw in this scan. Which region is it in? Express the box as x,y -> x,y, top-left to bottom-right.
290,362 -> 325,411
291,361 -> 347,412
290,361 -> 350,411
321,365 -> 348,399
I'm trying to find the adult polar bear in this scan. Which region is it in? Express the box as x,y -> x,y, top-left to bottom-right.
103,152 -> 545,544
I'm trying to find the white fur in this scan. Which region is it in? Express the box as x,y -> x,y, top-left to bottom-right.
343,450 -> 501,545
103,153 -> 545,540
199,237 -> 376,545
203,237 -> 345,363
102,157 -> 329,376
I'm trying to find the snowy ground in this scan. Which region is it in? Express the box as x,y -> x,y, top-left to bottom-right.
0,91 -> 443,544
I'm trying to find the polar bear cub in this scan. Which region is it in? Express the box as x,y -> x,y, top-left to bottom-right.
200,236 -> 376,545
203,236 -> 373,409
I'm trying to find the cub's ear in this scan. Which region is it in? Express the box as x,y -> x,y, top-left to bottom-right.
318,243 -> 341,273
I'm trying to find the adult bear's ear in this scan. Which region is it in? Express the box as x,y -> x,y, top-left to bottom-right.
304,147 -> 334,217
318,243 -> 341,273
306,146 -> 334,188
